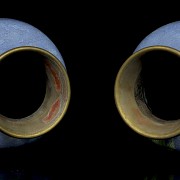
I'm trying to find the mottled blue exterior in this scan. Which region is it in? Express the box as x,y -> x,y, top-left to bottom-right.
0,18 -> 65,67
134,21 -> 180,52
0,18 -> 65,148
134,21 -> 180,151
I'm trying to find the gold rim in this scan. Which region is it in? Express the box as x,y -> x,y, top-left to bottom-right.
0,46 -> 71,138
114,45 -> 180,139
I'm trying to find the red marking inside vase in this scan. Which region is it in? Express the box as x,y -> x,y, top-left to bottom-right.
43,99 -> 60,123
45,61 -> 61,92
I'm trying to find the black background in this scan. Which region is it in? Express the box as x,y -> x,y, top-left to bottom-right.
0,3 -> 180,179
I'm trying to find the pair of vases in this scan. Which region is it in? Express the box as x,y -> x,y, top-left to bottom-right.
0,18 -> 179,151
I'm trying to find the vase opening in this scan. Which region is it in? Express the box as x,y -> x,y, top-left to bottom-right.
114,46 -> 180,138
0,47 -> 70,138
0,50 -> 47,119
137,49 -> 180,120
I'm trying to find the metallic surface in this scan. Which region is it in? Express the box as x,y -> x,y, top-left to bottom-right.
0,18 -> 70,148
114,46 -> 180,139
114,21 -> 180,151
0,46 -> 71,138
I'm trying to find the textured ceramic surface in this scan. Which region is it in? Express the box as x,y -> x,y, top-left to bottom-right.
115,21 -> 180,151
0,18 -> 65,67
134,21 -> 180,151
134,21 -> 180,52
0,18 -> 68,148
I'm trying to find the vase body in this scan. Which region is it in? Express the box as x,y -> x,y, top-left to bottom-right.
0,18 -> 70,148
114,21 -> 180,151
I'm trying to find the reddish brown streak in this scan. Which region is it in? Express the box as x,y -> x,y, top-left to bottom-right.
43,99 -> 60,123
45,61 -> 61,91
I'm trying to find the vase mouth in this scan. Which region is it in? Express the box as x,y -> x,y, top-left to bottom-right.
114,45 -> 180,139
0,46 -> 71,138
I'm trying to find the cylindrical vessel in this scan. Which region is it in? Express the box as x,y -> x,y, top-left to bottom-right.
114,21 -> 180,151
0,18 -> 71,148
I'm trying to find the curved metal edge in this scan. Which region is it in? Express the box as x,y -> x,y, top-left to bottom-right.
0,46 -> 71,138
114,45 -> 180,139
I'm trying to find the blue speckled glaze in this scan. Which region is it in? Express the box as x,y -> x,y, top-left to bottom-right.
134,21 -> 180,52
0,18 -> 65,148
134,21 -> 180,151
0,18 -> 65,67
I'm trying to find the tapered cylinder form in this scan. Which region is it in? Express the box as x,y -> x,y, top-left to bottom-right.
115,46 -> 180,138
0,18 -> 70,148
114,21 -> 180,150
0,47 -> 70,138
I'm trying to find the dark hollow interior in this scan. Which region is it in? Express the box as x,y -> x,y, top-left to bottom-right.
139,50 -> 180,120
0,51 -> 47,119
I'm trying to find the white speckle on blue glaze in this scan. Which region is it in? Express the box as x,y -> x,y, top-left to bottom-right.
0,18 -> 65,148
134,21 -> 180,52
0,18 -> 65,67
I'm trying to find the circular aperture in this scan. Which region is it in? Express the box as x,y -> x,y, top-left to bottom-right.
138,50 -> 180,120
0,51 -> 47,119
0,47 -> 70,138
